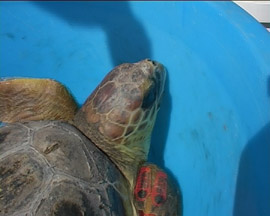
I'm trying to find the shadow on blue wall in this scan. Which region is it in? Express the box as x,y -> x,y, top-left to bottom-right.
233,77 -> 270,216
149,70 -> 182,214
33,1 -> 151,66
149,69 -> 172,169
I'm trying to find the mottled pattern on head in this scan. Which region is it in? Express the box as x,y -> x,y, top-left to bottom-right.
74,59 -> 166,186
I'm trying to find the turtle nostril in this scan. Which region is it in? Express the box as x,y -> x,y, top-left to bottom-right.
146,59 -> 156,66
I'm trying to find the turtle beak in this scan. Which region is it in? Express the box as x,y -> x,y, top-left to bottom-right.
140,60 -> 166,111
152,61 -> 166,107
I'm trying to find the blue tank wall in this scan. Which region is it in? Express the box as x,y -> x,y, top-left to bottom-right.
1,2 -> 269,216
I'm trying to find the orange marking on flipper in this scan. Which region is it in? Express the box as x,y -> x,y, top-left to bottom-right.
151,171 -> 167,207
138,210 -> 156,216
134,166 -> 152,202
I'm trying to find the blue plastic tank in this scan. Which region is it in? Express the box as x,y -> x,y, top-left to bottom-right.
1,2 -> 269,216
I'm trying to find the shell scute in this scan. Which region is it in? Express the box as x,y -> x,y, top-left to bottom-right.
32,125 -> 93,183
0,121 -> 130,215
35,178 -> 125,216
0,124 -> 29,155
0,151 -> 50,215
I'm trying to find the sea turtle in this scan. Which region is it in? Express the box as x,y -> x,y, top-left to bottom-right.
0,59 -> 180,215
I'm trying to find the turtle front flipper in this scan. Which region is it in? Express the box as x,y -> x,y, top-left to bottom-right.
134,164 -> 182,216
0,78 -> 78,123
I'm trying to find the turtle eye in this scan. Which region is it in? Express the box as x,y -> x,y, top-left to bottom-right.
142,80 -> 157,110
151,60 -> 157,66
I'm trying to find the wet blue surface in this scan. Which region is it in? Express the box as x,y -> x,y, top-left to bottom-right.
1,2 -> 270,215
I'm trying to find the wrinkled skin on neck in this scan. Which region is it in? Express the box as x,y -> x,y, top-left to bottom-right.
74,59 -> 166,188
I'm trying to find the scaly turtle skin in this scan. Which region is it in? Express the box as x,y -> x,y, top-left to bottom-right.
0,59 -> 180,215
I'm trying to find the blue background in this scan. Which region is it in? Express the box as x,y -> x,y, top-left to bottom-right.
1,2 -> 270,216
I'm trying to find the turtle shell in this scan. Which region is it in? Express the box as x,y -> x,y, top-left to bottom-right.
0,121 -> 131,216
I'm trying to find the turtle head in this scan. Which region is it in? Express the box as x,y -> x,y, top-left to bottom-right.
74,59 -> 166,186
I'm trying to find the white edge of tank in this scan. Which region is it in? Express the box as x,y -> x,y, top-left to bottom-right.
233,1 -> 270,31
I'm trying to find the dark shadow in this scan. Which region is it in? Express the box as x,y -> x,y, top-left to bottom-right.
33,1 -> 152,66
233,77 -> 270,216
149,70 -> 181,214
149,69 -> 172,169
